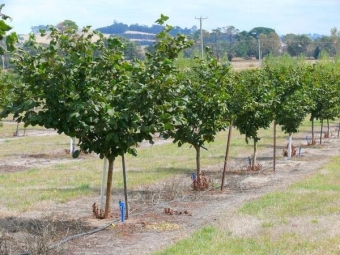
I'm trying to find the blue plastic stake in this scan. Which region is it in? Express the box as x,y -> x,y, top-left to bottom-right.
191,173 -> 196,181
119,200 -> 125,222
299,147 -> 302,157
306,136 -> 309,144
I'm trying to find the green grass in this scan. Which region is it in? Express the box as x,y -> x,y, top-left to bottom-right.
0,117 -> 339,213
155,156 -> 340,255
156,226 -> 339,255
239,156 -> 340,219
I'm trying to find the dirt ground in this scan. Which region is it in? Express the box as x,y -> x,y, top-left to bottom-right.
1,124 -> 340,255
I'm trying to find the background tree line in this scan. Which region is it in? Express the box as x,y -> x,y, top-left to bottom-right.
15,19 -> 340,65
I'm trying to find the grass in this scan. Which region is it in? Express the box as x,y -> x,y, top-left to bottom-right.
239,156 -> 340,218
0,118 -> 338,213
155,155 -> 340,255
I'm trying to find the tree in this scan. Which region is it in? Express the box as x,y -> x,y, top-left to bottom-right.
283,34 -> 312,57
330,27 -> 340,54
162,48 -> 231,185
56,19 -> 78,32
222,26 -> 239,60
314,35 -> 337,57
309,55 -> 340,143
264,55 -> 313,157
261,32 -> 281,56
233,69 -> 273,169
2,15 -> 192,218
249,27 -> 276,36
314,46 -> 321,59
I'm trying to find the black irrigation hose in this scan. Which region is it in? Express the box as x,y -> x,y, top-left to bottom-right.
49,218 -> 120,250
47,199 -> 179,252
16,154 -> 295,255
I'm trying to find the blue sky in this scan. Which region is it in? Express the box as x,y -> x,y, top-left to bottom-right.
3,0 -> 340,35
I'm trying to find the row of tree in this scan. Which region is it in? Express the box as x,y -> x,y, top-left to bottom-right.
188,26 -> 340,61
30,19 -> 340,61
1,12 -> 340,218
96,20 -> 195,36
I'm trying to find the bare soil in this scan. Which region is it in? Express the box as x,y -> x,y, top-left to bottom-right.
1,126 -> 340,255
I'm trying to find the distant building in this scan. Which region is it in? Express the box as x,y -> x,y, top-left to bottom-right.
122,30 -> 156,45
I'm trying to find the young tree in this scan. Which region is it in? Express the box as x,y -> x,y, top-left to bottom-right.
233,69 -> 273,169
309,55 -> 340,143
1,15 -> 192,218
162,48 -> 231,184
265,55 -> 313,157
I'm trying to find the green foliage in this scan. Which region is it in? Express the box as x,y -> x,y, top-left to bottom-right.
283,34 -> 313,57
1,14 -> 194,217
0,71 -> 21,109
309,59 -> 340,123
3,15 -> 193,162
233,69 -> 273,143
249,27 -> 276,36
56,19 -> 79,32
0,4 -> 18,55
161,48 -> 231,173
264,55 -> 313,134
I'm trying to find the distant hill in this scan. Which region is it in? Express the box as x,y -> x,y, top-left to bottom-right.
96,21 -> 196,35
95,21 -> 197,45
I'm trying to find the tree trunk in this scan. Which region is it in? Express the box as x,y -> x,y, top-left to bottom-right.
320,119 -> 323,145
16,122 -> 19,136
288,133 -> 292,158
194,145 -> 201,182
273,121 -> 276,172
221,121 -> 233,190
252,139 -> 257,169
103,159 -> 114,219
311,118 -> 315,143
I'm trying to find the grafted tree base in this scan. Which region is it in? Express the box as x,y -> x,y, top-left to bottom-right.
283,144 -> 297,157
191,172 -> 210,191
247,164 -> 262,171
92,203 -> 105,219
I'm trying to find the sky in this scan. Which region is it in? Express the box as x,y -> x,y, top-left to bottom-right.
3,0 -> 340,36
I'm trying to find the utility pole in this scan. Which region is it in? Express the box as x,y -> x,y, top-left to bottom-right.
252,32 -> 261,67
258,39 -> 261,67
195,16 -> 207,59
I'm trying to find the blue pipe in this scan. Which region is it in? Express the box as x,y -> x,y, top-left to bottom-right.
119,200 -> 125,222
191,173 -> 196,181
